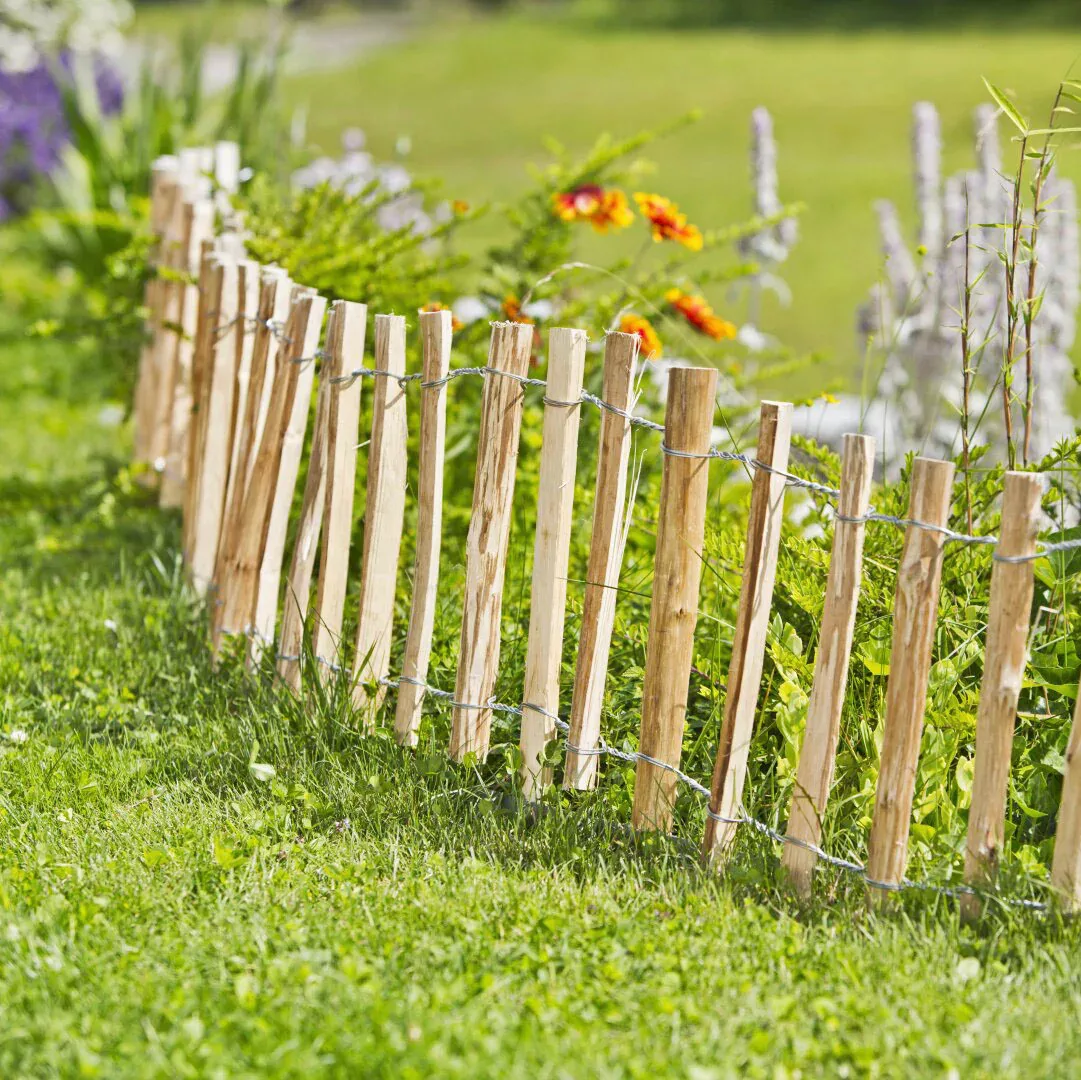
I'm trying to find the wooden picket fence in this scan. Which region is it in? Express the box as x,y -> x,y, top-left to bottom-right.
130,149 -> 1081,916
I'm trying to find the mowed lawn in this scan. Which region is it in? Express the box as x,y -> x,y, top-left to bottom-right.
282,12 -> 1081,385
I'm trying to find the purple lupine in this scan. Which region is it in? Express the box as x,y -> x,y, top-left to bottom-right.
0,52 -> 123,218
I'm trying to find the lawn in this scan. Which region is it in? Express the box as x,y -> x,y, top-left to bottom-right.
276,10 -> 1081,388
0,228 -> 1081,1080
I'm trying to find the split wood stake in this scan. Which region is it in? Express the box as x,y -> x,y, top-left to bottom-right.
865,456 -> 955,906
519,327 -> 588,797
220,259 -> 261,553
214,268 -> 290,595
1052,687 -> 1081,911
133,157 -> 180,477
563,330 -> 640,790
212,292 -> 321,655
783,433 -> 875,897
146,179 -> 188,481
276,307 -> 339,691
250,289 -> 327,664
311,301 -> 367,678
180,241 -> 220,563
160,197 -> 214,508
961,471 -> 1043,920
189,259 -> 239,597
450,321 -> 534,762
393,309 -> 452,744
703,401 -> 793,862
630,366 -> 718,831
351,314 -> 409,719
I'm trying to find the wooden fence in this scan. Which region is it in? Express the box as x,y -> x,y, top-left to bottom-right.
130,150 -> 1081,916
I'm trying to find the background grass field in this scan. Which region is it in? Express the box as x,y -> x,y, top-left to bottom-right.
130,4 -> 1081,390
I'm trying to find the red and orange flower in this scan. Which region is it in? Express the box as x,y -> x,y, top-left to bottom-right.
618,313 -> 662,359
419,301 -> 464,332
634,193 -> 703,251
501,294 -> 534,325
665,288 -> 737,341
552,185 -> 633,233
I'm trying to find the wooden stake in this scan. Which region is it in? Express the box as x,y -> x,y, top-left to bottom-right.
519,327 -> 588,797
563,331 -> 640,790
865,456 -> 955,904
783,433 -> 875,897
393,309 -> 452,744
161,197 -> 214,508
214,268 -> 291,608
311,301 -> 367,678
212,292 -> 322,654
250,290 -> 327,664
1052,689 -> 1081,911
351,314 -> 409,719
450,321 -> 534,761
189,259 -> 239,597
630,366 -> 718,830
276,307 -> 339,691
703,401 -> 793,862
960,471 -> 1043,919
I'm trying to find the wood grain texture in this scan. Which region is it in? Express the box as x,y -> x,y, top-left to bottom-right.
250,290 -> 327,664
630,366 -> 718,831
519,327 -> 588,797
960,471 -> 1043,919
189,259 -> 238,597
563,331 -> 639,790
160,198 -> 214,509
394,309 -> 452,744
311,301 -> 367,679
212,293 -> 320,655
351,314 -> 409,718
783,433 -> 875,896
703,401 -> 793,862
214,269 -> 290,599
276,307 -> 339,691
180,241 -> 220,563
1052,689 -> 1081,910
450,321 -> 534,761
865,456 -> 955,905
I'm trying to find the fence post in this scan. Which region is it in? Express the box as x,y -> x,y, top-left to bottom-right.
1052,691 -> 1081,911
961,471 -> 1043,919
133,157 -> 179,479
311,301 -> 367,678
394,309 -> 452,744
783,433 -> 875,896
520,327 -> 588,798
250,289 -> 327,665
214,269 -> 290,597
351,314 -> 409,719
563,330 -> 639,790
703,401 -> 792,862
450,321 -> 534,762
865,456 -> 954,905
277,307 -> 339,691
630,366 -> 718,831
212,292 -> 321,655
161,197 -> 215,509
189,258 -> 238,597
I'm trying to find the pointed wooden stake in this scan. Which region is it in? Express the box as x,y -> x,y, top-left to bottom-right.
394,309 -> 452,744
783,433 -> 874,897
520,327 -> 588,797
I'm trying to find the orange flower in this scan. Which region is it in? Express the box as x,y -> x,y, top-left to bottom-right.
618,313 -> 662,359
665,288 -> 737,341
552,185 -> 633,233
634,193 -> 703,251
451,199 -> 470,215
501,294 -> 534,324
419,301 -> 463,332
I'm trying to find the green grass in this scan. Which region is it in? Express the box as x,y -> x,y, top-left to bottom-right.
1,243 -> 1081,1078
278,10 -> 1081,384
